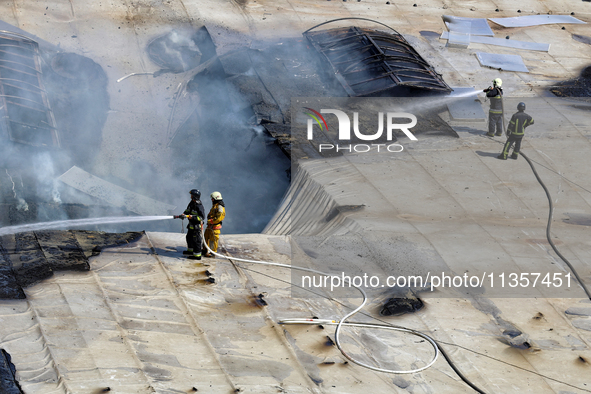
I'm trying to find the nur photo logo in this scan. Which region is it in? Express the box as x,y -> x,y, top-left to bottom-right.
303,107 -> 418,153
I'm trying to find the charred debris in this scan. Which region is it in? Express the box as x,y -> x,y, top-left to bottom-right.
0,349 -> 22,394
551,65 -> 591,102
181,23 -> 455,162
0,230 -> 142,300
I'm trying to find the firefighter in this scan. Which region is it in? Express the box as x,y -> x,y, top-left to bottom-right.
203,191 -> 225,257
498,102 -> 534,160
180,189 -> 205,260
483,78 -> 504,137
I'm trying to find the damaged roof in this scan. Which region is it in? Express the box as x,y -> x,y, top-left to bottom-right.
0,33 -> 59,148
304,26 -> 452,96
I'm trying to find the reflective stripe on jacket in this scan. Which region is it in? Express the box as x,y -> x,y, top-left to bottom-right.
184,200 -> 205,228
486,87 -> 503,113
507,111 -> 534,136
207,203 -> 226,230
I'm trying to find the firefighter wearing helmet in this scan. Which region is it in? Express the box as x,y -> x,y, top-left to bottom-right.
178,189 -> 205,260
483,78 -> 504,137
203,191 -> 226,257
498,102 -> 534,160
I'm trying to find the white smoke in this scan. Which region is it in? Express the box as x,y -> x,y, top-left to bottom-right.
33,152 -> 62,204
5,169 -> 29,211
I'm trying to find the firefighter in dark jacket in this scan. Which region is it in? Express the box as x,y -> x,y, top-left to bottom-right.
498,102 -> 534,160
180,189 -> 206,260
203,191 -> 225,257
483,78 -> 504,137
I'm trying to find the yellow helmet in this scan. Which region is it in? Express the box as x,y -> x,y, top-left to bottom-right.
493,78 -> 502,87
211,191 -> 223,201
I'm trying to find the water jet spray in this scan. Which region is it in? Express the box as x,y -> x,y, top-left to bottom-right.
0,216 -> 173,236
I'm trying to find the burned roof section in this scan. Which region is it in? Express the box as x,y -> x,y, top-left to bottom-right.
0,230 -> 142,299
0,33 -> 58,148
304,26 -> 452,97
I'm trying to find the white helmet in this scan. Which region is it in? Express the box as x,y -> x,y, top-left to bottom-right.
211,191 -> 223,201
493,78 -> 502,87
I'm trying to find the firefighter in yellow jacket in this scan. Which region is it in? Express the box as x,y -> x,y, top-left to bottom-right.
203,191 -> 225,257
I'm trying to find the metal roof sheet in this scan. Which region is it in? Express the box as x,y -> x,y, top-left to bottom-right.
0,33 -> 59,148
304,27 -> 452,97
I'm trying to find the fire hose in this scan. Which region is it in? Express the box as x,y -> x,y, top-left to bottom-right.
194,224 -> 487,393
519,152 -> 591,301
166,125 -> 590,393
199,231 -> 439,374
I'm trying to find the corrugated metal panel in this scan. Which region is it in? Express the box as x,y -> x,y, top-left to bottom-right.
304,27 -> 452,97
0,32 -> 59,147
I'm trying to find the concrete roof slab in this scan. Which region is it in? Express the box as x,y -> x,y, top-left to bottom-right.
407,149 -> 538,219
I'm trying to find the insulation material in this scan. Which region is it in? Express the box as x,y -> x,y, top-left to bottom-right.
489,15 -> 586,28
442,15 -> 494,36
475,52 -> 529,73
447,31 -> 470,48
446,21 -> 471,48
440,31 -> 550,51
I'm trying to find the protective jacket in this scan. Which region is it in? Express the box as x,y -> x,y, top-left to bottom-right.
184,200 -> 205,229
499,110 -> 534,159
507,111 -> 534,136
207,202 -> 225,230
485,87 -> 503,114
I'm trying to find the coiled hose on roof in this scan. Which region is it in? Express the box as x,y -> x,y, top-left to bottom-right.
202,232 -> 487,392
200,147 -> 591,393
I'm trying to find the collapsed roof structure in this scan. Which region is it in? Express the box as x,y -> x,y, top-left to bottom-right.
304,25 -> 452,97
0,33 -> 58,148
